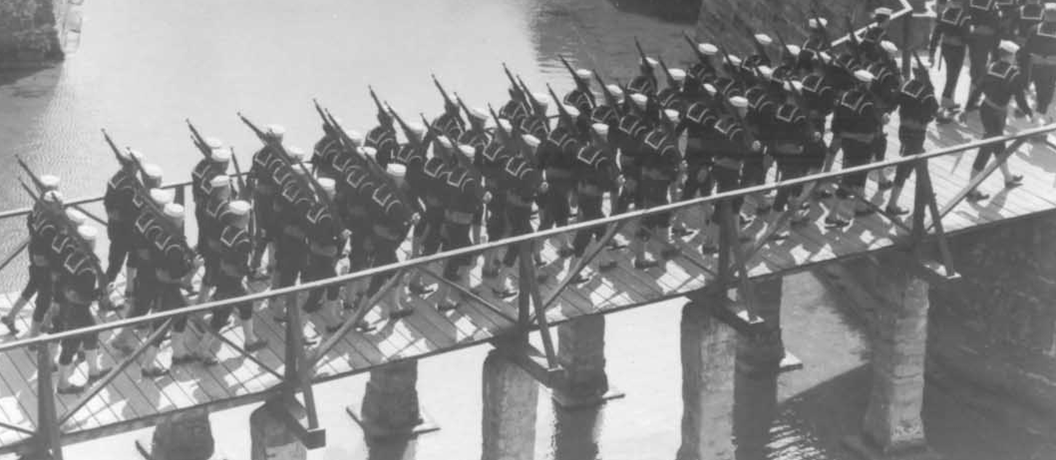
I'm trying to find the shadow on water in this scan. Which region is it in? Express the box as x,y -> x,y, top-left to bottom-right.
552,401 -> 603,460
607,0 -> 700,24
365,437 -> 417,460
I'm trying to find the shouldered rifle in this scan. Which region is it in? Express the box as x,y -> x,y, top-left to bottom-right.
313,99 -> 335,134
719,44 -> 739,78
102,128 -> 132,167
912,51 -> 933,88
388,104 -> 429,149
657,57 -> 678,88
368,86 -> 392,125
502,63 -> 526,102
420,113 -> 451,161
845,15 -> 862,62
734,14 -> 770,63
634,37 -> 651,69
186,119 -> 212,158
810,1 -> 833,48
773,29 -> 793,61
547,83 -> 577,134
489,104 -> 530,160
315,99 -> 369,163
517,75 -> 543,116
559,55 -> 586,88
683,31 -> 713,68
454,93 -> 475,125
432,74 -> 460,116
237,112 -> 319,201
229,147 -> 249,198
594,70 -> 622,111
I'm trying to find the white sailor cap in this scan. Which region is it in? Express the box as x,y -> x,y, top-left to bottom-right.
204,137 -> 223,150
115,148 -> 131,162
575,69 -> 593,80
209,175 -> 230,189
669,68 -> 687,82
1046,4 -> 1056,21
754,34 -> 773,46
287,147 -> 307,162
469,107 -> 488,121
881,40 -> 898,54
854,69 -> 876,83
498,119 -> 513,133
436,135 -> 453,150
728,55 -> 742,66
606,84 -> 624,97
265,125 -> 286,139
698,43 -> 719,56
758,65 -> 774,79
874,7 -> 893,18
522,134 -> 541,148
65,209 -> 87,225
729,96 -> 749,108
663,109 -> 680,123
150,188 -> 174,205
533,92 -> 551,108
292,163 -> 311,175
346,130 -> 364,145
819,51 -> 833,63
128,149 -> 145,162
703,83 -> 717,95
999,40 -> 1020,54
163,203 -> 185,221
592,123 -> 609,137
77,225 -> 98,244
361,146 -> 377,159
784,80 -> 804,93
645,56 -> 659,67
564,105 -> 581,118
228,200 -> 251,217
406,122 -> 427,138
786,44 -> 802,56
630,93 -> 648,109
143,163 -> 163,180
318,177 -> 336,195
42,190 -> 63,203
210,147 -> 232,163
40,175 -> 60,191
458,144 -> 475,159
387,163 -> 407,179
808,17 -> 828,29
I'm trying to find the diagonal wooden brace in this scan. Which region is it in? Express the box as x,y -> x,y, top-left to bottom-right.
265,394 -> 327,449
936,136 -> 1030,223
530,221 -> 625,322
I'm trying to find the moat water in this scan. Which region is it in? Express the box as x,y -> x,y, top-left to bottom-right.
0,0 -> 1054,459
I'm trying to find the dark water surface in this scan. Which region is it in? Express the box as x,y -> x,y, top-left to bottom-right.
1,0 -> 1054,459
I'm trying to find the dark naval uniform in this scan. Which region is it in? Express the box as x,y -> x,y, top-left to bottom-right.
931,2 -> 971,105
365,124 -> 398,169
770,102 -> 816,211
681,101 -> 722,199
614,108 -> 651,213
103,169 -> 137,282
638,126 -> 681,234
211,221 -> 255,332
966,58 -> 1032,173
302,204 -> 344,314
1021,18 -> 1056,115
480,135 -> 516,244
152,226 -> 195,334
537,123 -> 580,232
439,166 -> 484,281
571,143 -> 618,257
365,182 -> 414,296
311,131 -> 344,180
801,72 -> 837,172
24,206 -> 59,325
500,155 -> 544,268
966,0 -> 1001,105
432,111 -> 465,141
832,86 -> 882,193
894,76 -> 939,187
55,251 -> 102,367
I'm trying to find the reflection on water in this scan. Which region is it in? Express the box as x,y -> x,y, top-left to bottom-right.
4,1 -> 1056,460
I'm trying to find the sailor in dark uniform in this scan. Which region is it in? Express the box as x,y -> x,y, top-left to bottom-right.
867,41 -> 903,190
300,178 -> 345,332
103,150 -> 142,288
965,0 -> 1001,109
860,7 -> 893,62
567,123 -> 622,284
963,40 -> 1030,200
887,59 -> 939,215
246,125 -> 286,277
801,17 -> 832,72
435,148 -> 488,311
1021,4 -> 1056,125
564,68 -> 597,114
195,174 -> 233,307
195,200 -> 266,364
365,164 -> 417,316
191,139 -> 229,253
770,80 -> 822,228
829,69 -> 884,227
634,109 -> 683,269
1013,0 -> 1045,43
478,118 -> 518,280
337,160 -> 379,310
366,92 -> 399,169
629,55 -> 660,96
489,135 -> 548,294
458,106 -> 492,245
55,225 -> 109,394
931,0 -> 972,115
2,175 -> 61,335
614,93 -> 653,214
140,203 -> 196,375
312,121 -> 359,181
702,94 -> 760,253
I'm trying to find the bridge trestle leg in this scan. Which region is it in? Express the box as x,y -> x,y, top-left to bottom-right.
551,315 -> 625,409
481,349 -> 539,460
675,297 -> 737,460
134,407 -> 222,460
347,360 -> 439,440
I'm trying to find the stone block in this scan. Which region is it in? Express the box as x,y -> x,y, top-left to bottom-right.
136,408 -> 225,460
250,402 -> 307,460
481,350 -> 539,460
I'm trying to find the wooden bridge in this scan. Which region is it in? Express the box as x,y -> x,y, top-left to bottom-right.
2,110 -> 1055,457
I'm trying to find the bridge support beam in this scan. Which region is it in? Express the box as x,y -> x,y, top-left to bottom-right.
552,315 -> 624,409
675,298 -> 737,460
348,360 -> 438,440
481,349 -> 539,460
736,277 -> 789,376
842,256 -> 937,460
136,407 -> 223,460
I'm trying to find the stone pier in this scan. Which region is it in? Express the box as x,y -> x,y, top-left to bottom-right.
736,277 -> 785,376
552,315 -> 623,408
348,360 -> 438,440
552,403 -> 602,460
135,407 -> 223,460
734,280 -> 782,460
675,298 -> 737,460
481,350 -> 539,460
250,400 -> 307,460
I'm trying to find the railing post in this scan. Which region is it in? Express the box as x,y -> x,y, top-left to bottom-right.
36,343 -> 64,460
911,160 -> 928,242
516,241 -> 533,347
901,13 -> 912,79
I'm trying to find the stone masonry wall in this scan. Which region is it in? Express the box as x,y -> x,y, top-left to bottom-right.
0,0 -> 67,64
927,212 -> 1056,415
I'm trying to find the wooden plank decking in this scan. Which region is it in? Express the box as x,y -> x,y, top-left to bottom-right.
3,81 -> 1056,455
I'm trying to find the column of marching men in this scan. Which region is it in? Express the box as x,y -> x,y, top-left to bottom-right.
6,4 -> 1056,393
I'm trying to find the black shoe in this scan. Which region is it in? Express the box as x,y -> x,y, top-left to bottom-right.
661,247 -> 681,259
597,261 -> 618,272
87,368 -> 112,384
633,259 -> 659,270
57,384 -> 85,395
671,226 -> 695,237
767,231 -> 789,241
854,208 -> 876,217
825,217 -> 851,228
570,272 -> 592,285
790,217 -> 810,228
326,323 -> 343,334
700,244 -> 719,255
885,205 -> 909,216
492,287 -> 519,299
557,246 -> 576,258
1,316 -> 18,335
172,355 -> 198,366
407,282 -> 437,296
244,339 -> 268,352
813,189 -> 833,199
1005,175 -> 1023,188
141,367 -> 169,379
390,308 -> 415,319
878,180 -> 894,190
437,300 -> 460,312
967,190 -> 989,201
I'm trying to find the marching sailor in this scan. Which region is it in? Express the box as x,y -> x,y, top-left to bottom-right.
2,175 -> 61,335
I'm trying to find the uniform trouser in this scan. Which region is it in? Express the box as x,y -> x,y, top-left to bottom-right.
616,166 -> 641,214
680,160 -> 713,200
638,180 -> 672,238
348,226 -> 374,274
967,34 -> 998,106
303,254 -> 339,312
128,265 -> 157,319
201,250 -> 220,287
441,222 -> 472,280
276,236 -> 307,288
195,208 -> 208,252
502,204 -> 535,267
895,127 -> 927,185
538,182 -> 572,231
154,283 -> 188,333
941,44 -> 967,100
773,158 -> 810,211
871,130 -> 888,163
1033,63 -> 1056,114
366,237 -> 400,296
572,194 -> 605,257
21,265 -> 52,323
740,157 -> 767,186
416,208 -> 445,256
839,138 -> 873,193
105,224 -> 134,283
486,193 -> 508,242
57,305 -> 97,365
209,279 -> 253,332
711,163 -> 743,218
972,103 -> 1008,171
